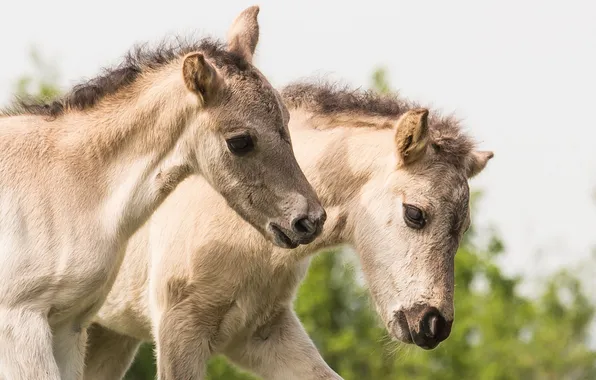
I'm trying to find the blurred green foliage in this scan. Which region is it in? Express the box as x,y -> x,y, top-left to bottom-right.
14,54 -> 596,380
13,47 -> 62,103
371,67 -> 392,95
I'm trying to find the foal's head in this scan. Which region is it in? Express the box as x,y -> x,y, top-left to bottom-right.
355,109 -> 493,350
180,7 -> 325,248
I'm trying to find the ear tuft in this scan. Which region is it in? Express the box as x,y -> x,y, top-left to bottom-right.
227,6 -> 260,63
466,150 -> 494,178
395,108 -> 430,166
182,52 -> 218,103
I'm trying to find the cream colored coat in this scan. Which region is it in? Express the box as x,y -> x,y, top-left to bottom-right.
0,7 -> 324,379
85,85 -> 493,379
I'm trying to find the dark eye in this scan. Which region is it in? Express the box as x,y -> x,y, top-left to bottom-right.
226,134 -> 254,156
403,204 -> 426,229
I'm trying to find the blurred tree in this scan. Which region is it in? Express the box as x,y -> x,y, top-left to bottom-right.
371,67 -> 392,95
125,344 -> 156,380
13,47 -> 61,102
11,53 -> 596,380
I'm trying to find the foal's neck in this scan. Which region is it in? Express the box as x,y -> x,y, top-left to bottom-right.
59,64 -> 198,240
287,116 -> 396,257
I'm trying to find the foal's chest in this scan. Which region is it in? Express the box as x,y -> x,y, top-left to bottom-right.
45,240 -> 128,327
224,260 -> 310,336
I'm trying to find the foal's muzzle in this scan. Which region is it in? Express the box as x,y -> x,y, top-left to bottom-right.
393,305 -> 453,350
268,207 -> 326,249
411,307 -> 452,349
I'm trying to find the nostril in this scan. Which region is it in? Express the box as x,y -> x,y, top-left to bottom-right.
421,308 -> 446,339
319,209 -> 327,224
293,216 -> 316,235
428,315 -> 439,337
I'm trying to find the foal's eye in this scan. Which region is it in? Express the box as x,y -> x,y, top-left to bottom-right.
226,134 -> 254,156
403,204 -> 426,229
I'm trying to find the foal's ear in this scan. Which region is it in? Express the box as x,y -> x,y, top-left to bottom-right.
466,150 -> 494,178
181,52 -> 220,104
395,108 -> 430,166
227,5 -> 260,64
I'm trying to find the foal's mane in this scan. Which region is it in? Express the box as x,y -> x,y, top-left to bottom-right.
3,37 -> 251,118
281,81 -> 477,166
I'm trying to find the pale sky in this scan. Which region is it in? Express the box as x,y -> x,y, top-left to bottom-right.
1,0 -> 595,292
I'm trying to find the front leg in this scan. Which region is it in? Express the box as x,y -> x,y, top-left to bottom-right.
225,307 -> 342,380
0,307 -> 61,380
53,324 -> 88,380
155,298 -> 213,380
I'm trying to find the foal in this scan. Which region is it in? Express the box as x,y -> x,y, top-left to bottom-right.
85,82 -> 493,379
0,7 -> 324,380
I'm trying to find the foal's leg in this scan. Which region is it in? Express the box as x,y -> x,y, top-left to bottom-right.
53,324 -> 88,380
154,299 -> 212,380
225,307 -> 342,380
83,324 -> 142,380
0,307 -> 61,380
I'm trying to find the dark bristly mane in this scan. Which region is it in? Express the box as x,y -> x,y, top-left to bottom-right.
281,81 -> 413,118
281,81 -> 477,167
3,37 -> 250,118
